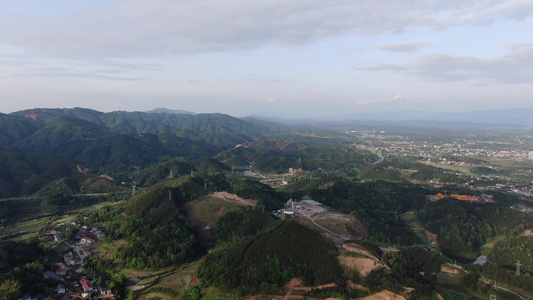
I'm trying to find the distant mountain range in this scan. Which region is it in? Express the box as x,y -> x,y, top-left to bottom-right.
146,107 -> 196,115
0,107 -> 292,197
0,106 -> 530,198
249,108 -> 533,127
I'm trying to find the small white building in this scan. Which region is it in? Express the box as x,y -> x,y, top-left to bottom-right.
473,255 -> 488,266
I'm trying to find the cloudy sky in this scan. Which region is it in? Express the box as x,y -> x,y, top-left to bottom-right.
1,0 -> 532,118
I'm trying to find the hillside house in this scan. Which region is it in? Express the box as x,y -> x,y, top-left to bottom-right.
100,287 -> 113,296
474,255 -> 488,266
55,268 -> 66,276
54,233 -> 65,243
80,237 -> 95,244
57,284 -> 66,294
43,271 -> 62,281
80,277 -> 93,293
63,253 -> 75,266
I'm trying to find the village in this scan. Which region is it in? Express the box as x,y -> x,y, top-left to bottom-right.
19,220 -> 114,300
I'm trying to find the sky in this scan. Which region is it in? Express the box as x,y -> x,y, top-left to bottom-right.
1,0 -> 532,119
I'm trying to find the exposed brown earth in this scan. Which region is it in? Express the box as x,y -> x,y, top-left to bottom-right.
338,256 -> 384,277
210,191 -> 258,207
360,290 -> 406,300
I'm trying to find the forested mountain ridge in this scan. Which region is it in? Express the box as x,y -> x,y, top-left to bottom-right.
9,108 -> 288,140
0,107 -> 295,197
0,113 -> 42,147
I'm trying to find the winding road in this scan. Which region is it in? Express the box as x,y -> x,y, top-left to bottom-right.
373,148 -> 384,164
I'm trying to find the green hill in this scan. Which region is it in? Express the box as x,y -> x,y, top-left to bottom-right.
0,113 -> 40,147
133,157 -> 232,187
0,150 -> 78,198
13,116 -> 110,158
198,211 -> 343,295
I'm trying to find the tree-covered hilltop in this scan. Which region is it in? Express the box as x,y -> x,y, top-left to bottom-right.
416,198 -> 533,293
216,140 -> 374,174
0,113 -> 41,147
86,173 -> 285,269
10,108 -> 290,147
0,107 -> 308,196
12,116 -> 220,171
282,177 -> 428,245
0,149 -> 79,198
87,175 -> 214,269
417,199 -> 533,259
198,209 -> 343,295
0,240 -> 55,299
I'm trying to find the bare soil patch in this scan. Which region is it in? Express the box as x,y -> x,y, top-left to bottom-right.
483,241 -> 495,249
424,230 -> 438,245
279,278 -> 338,300
342,243 -> 378,260
183,195 -> 245,245
360,290 -> 406,300
210,191 -> 258,207
338,256 -> 383,277
441,265 -> 460,275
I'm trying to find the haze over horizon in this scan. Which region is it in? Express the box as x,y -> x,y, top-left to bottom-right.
1,1 -> 532,118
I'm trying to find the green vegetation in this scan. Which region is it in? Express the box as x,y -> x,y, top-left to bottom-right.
418,199 -> 533,260
0,240 -> 55,298
198,210 -> 343,295
2,107 -> 533,299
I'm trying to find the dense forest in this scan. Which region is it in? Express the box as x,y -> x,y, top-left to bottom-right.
417,199 -> 533,260
198,209 -> 343,295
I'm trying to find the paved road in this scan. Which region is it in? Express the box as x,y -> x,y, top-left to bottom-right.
306,215 -> 349,240
479,278 -> 527,300
373,148 -> 384,164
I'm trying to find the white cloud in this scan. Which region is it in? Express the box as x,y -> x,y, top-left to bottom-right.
0,0 -> 532,58
266,96 -> 282,104
376,42 -> 431,53
356,43 -> 533,83
355,94 -> 416,106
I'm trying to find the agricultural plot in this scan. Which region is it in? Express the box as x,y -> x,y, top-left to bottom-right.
0,200 -> 115,242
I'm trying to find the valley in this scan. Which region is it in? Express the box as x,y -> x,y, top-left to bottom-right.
1,108 -> 533,300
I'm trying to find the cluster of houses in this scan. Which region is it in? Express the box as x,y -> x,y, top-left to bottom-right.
21,278 -> 114,300
24,223 -> 113,300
